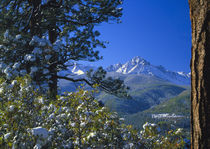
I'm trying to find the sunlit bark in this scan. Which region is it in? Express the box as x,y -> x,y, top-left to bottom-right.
188,0 -> 210,148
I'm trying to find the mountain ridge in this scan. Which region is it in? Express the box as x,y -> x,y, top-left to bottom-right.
64,56 -> 190,85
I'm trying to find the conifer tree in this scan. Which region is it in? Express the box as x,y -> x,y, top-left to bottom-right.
0,0 -> 128,98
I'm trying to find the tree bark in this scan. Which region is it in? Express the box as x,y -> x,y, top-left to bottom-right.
48,24 -> 58,99
188,0 -> 210,148
47,0 -> 59,99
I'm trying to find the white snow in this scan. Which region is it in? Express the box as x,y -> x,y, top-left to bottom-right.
175,128 -> 183,134
13,62 -> 21,69
142,122 -> 157,129
15,34 -> 22,40
87,132 -> 96,140
0,88 -> 3,94
31,127 -> 49,139
37,97 -> 44,104
25,54 -> 36,62
4,67 -> 12,74
70,63 -> 87,75
11,80 -> 17,86
4,133 -> 11,140
74,70 -> 85,75
33,144 -> 42,149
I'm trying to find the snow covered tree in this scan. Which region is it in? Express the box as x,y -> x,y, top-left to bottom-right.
0,0 -> 128,98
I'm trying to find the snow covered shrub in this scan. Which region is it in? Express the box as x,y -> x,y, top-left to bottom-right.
139,122 -> 186,149
0,76 -> 141,149
0,75 -> 187,149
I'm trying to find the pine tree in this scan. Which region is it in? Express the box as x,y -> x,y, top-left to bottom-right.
0,0 -> 128,98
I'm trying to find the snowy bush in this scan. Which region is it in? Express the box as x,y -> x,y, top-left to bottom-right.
0,76 -> 187,148
139,122 -> 186,148
0,76 -> 141,148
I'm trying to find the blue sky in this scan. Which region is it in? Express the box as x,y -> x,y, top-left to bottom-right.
88,0 -> 191,73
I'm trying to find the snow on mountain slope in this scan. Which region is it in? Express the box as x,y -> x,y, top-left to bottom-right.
59,56 -> 190,86
59,63 -> 95,77
106,56 -> 190,85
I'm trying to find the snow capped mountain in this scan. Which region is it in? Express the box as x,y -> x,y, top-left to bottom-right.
110,56 -> 151,74
71,63 -> 85,75
106,56 -> 190,85
60,56 -> 190,85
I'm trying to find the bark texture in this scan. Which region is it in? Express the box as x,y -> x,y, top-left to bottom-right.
188,0 -> 210,148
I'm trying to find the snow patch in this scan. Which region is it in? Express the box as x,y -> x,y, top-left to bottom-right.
31,127 -> 49,139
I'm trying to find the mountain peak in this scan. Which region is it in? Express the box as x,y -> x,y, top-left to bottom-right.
62,56 -> 190,85
131,56 -> 141,63
106,56 -> 190,85
130,56 -> 150,65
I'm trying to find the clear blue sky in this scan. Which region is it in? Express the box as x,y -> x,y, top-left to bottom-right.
88,0 -> 191,73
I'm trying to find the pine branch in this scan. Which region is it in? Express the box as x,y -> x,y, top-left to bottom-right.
57,75 -> 130,98
57,75 -> 93,87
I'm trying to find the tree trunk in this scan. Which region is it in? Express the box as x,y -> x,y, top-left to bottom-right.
48,25 -> 58,99
188,0 -> 210,148
28,0 -> 59,99
48,0 -> 59,99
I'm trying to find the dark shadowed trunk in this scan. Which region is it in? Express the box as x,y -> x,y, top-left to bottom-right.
188,0 -> 210,148
29,0 -> 42,36
48,24 -> 58,99
47,0 -> 59,99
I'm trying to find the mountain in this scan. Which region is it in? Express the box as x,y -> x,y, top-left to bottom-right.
58,57 -> 190,115
59,62 -> 95,76
106,56 -> 190,85
98,74 -> 187,115
59,56 -> 190,86
58,56 -> 191,131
